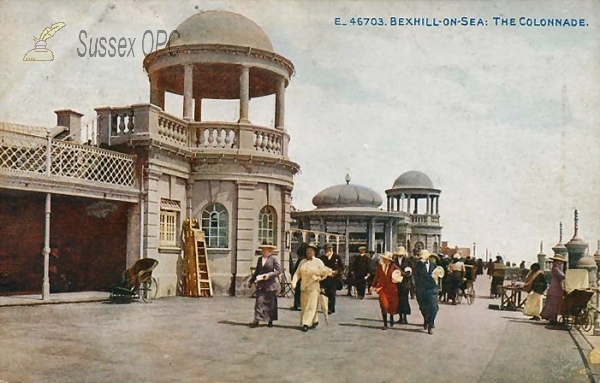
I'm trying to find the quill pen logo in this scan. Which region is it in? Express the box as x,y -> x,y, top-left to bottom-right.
23,22 -> 66,61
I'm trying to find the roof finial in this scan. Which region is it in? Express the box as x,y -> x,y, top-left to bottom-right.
345,173 -> 351,185
559,221 -> 563,243
574,208 -> 579,238
540,241 -> 543,253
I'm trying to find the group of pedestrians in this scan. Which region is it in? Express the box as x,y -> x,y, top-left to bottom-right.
248,242 -> 445,335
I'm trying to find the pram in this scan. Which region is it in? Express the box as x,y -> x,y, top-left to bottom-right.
109,258 -> 159,303
561,269 -> 594,331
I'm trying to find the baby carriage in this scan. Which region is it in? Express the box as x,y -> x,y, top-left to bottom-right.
109,258 -> 159,303
561,269 -> 594,331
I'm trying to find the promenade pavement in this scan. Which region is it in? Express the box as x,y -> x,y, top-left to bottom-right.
0,278 -> 597,383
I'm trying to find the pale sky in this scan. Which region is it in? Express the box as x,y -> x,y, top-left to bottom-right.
1,0 -> 599,264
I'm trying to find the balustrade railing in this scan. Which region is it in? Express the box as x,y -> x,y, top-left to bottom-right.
189,122 -> 238,150
0,130 -> 136,187
411,215 -> 440,225
96,105 -> 287,157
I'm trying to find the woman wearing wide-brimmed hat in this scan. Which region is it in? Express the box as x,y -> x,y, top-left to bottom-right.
248,242 -> 281,328
541,253 -> 566,325
291,243 -> 333,332
370,251 -> 400,329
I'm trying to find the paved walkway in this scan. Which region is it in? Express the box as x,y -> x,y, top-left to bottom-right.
0,278 -> 597,383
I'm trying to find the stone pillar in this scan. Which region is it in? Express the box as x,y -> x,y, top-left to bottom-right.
194,98 -> 202,122
407,195 -> 411,215
236,181 -> 257,295
183,64 -> 193,121
149,72 -> 165,110
239,66 -> 250,124
275,77 -> 285,129
414,198 -> 418,214
344,218 -> 350,266
566,210 -> 588,270
281,187 -> 292,278
436,196 -> 439,214
367,219 -> 376,252
537,241 -> 547,271
426,194 -> 430,215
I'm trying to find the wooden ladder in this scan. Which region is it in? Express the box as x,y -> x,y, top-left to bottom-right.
183,218 -> 213,297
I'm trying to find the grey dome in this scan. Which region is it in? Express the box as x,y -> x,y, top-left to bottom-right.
169,11 -> 274,51
312,184 -> 383,209
392,171 -> 434,189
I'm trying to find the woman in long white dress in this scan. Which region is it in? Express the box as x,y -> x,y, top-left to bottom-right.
291,243 -> 332,332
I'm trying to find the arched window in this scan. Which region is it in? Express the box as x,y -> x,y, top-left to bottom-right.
201,203 -> 228,248
258,206 -> 277,245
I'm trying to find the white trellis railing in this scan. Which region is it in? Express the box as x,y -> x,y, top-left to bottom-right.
0,129 -> 136,187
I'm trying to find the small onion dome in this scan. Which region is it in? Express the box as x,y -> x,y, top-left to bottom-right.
576,254 -> 597,269
312,182 -> 382,209
392,171 -> 434,189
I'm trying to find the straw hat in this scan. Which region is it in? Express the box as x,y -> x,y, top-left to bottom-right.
432,266 -> 445,281
306,242 -> 319,251
391,269 -> 403,283
394,246 -> 408,256
380,251 -> 394,262
324,243 -> 334,250
549,253 -> 567,262
258,242 -> 276,250
453,253 -> 461,260
404,266 -> 412,276
358,245 -> 367,251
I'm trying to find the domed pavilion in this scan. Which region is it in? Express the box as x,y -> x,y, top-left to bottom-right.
291,175 -> 406,265
94,11 -> 300,296
385,171 -> 442,255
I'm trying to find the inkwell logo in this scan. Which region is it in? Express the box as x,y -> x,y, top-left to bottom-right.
23,22 -> 66,61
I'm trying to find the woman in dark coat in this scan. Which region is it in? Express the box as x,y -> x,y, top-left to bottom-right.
248,243 -> 281,328
397,266 -> 412,324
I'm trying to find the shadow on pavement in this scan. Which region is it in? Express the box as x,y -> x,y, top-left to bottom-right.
218,320 -> 300,331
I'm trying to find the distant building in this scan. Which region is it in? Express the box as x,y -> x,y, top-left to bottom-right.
291,171 -> 442,265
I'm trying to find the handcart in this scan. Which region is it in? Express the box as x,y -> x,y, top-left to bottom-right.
109,258 -> 159,303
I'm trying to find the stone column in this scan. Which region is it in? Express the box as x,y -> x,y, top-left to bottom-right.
239,66 -> 250,124
407,195 -> 411,215
367,219 -> 376,252
426,194 -> 430,215
183,64 -> 193,121
149,72 -> 165,110
194,98 -> 202,122
145,169 -> 162,259
436,196 -> 439,214
414,198 -> 418,214
275,77 -> 285,129
236,181 -> 257,295
281,187 -> 292,278
344,218 -> 350,266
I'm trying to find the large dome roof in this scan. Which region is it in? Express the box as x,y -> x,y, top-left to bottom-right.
312,182 -> 382,209
392,171 -> 434,189
169,11 -> 274,51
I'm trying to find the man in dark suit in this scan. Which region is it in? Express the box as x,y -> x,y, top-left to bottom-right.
414,249 -> 440,334
350,246 -> 371,299
319,243 -> 344,314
